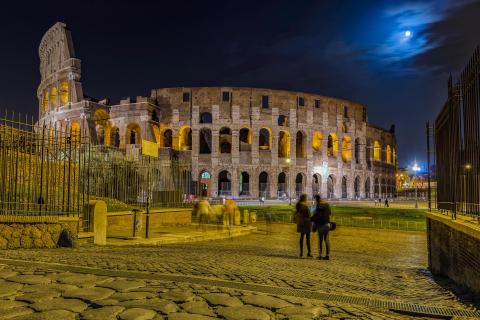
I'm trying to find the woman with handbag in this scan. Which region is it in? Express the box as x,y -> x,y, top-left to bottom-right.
311,194 -> 332,260
295,194 -> 312,258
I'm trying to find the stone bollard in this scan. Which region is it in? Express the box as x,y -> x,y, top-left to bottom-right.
250,211 -> 257,223
234,209 -> 241,225
86,200 -> 107,245
242,210 -> 250,224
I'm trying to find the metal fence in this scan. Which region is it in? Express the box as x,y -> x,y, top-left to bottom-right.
434,46 -> 480,217
0,111 -> 90,217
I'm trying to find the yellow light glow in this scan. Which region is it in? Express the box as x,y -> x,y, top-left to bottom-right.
60,81 -> 69,105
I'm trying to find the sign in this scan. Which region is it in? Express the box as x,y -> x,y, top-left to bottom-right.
141,140 -> 159,158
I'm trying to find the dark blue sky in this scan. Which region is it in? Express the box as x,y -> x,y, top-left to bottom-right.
0,0 -> 479,167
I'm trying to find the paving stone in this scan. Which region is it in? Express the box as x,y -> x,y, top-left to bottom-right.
111,291 -> 156,301
6,274 -> 51,285
180,301 -> 215,316
15,290 -> 61,303
216,306 -> 272,320
241,295 -> 293,310
160,290 -> 195,303
63,286 -> 115,301
168,313 -> 217,320
81,306 -> 126,320
0,281 -> 23,298
201,293 -> 243,307
277,306 -> 330,317
55,273 -> 111,287
120,299 -> 178,314
99,279 -> 146,291
0,271 -> 17,279
14,309 -> 76,320
30,297 -> 88,312
0,300 -> 28,310
119,307 -> 157,320
0,306 -> 33,319
91,299 -> 120,306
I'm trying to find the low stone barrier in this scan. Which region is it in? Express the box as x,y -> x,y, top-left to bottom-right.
0,216 -> 78,249
427,212 -> 480,295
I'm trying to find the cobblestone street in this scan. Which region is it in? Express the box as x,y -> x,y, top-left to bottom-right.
0,225 -> 479,319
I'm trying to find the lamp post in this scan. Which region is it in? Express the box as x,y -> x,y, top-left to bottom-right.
464,163 -> 471,215
286,158 -> 292,205
412,162 -> 420,208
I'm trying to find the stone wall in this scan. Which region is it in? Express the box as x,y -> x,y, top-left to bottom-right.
427,212 -> 480,295
0,218 -> 78,249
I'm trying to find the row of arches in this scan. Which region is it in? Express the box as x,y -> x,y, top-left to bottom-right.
197,170 -> 396,199
41,81 -> 69,112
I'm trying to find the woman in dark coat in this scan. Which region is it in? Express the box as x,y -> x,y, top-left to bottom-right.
295,194 -> 312,257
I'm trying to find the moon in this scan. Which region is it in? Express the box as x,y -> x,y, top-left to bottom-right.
404,30 -> 412,38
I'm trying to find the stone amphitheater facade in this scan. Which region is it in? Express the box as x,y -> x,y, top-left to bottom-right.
37,22 -> 397,200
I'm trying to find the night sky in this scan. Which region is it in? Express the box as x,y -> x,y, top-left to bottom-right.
0,0 -> 479,167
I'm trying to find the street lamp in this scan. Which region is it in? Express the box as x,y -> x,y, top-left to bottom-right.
286,158 -> 292,205
412,161 -> 420,208
463,163 -> 472,215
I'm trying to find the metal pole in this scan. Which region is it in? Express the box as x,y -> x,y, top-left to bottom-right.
426,122 -> 432,211
415,174 -> 418,209
145,156 -> 151,239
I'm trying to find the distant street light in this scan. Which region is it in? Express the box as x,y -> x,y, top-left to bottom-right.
412,161 -> 421,208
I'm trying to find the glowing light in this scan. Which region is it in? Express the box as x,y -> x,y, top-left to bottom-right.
412,162 -> 420,172
404,30 -> 412,38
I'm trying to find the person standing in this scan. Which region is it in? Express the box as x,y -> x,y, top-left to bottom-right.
295,194 -> 312,258
311,194 -> 332,260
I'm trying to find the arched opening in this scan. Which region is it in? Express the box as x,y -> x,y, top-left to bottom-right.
199,170 -> 211,198
295,173 -> 305,197
342,176 -> 348,198
239,128 -> 252,151
278,115 -> 288,126
296,131 -> 306,158
278,172 -> 287,198
355,138 -> 361,164
365,177 -> 371,199
94,109 -> 110,145
327,175 -> 335,199
70,121 -> 81,145
50,87 -> 57,107
366,139 -> 372,169
341,136 -> 352,162
354,176 -> 360,199
179,126 -> 192,150
312,174 -> 321,196
259,128 -> 271,150
199,128 -> 212,154
327,133 -> 338,157
60,81 -> 69,105
240,172 -> 250,196
163,129 -> 173,148
97,126 -> 105,145
312,131 -> 322,153
219,127 -> 232,154
199,112 -> 212,124
151,111 -> 160,123
218,170 -> 231,195
386,145 -> 392,164
374,177 -> 380,198
278,131 -> 290,158
373,140 -> 381,161
42,90 -> 49,112
259,171 -> 269,198
110,127 -> 120,147
381,178 -> 387,197
126,123 -> 141,145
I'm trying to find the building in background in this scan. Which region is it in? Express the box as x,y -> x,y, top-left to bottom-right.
37,22 -> 397,200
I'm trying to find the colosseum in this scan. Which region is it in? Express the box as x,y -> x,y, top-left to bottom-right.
37,22 -> 397,200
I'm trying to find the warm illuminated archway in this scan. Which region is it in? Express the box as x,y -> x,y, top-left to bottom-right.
373,140 -> 381,161
259,128 -> 271,150
179,126 -> 192,150
110,127 -> 120,147
312,131 -> 322,152
386,145 -> 392,164
94,109 -> 111,145
239,128 -> 252,151
327,133 -> 338,156
70,121 -> 81,145
50,87 -> 57,107
278,131 -> 290,158
42,90 -> 49,112
60,81 -> 69,105
341,136 -> 352,162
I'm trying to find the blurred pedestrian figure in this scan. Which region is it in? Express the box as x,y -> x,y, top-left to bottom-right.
374,199 -> 377,207
265,211 -> 273,235
384,198 -> 389,208
311,194 -> 332,260
295,194 -> 312,258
